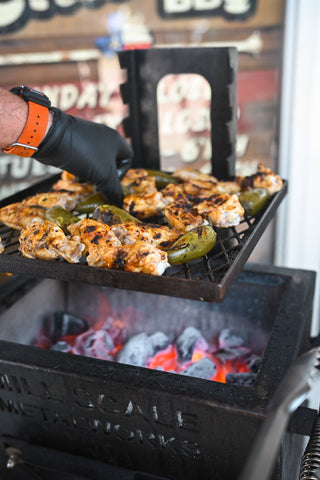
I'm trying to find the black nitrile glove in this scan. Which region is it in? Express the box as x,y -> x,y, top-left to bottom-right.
35,107 -> 133,205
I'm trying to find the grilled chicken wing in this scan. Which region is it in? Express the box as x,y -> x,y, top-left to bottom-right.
87,241 -> 170,276
68,219 -> 121,253
173,167 -> 218,183
22,191 -> 82,211
172,168 -> 240,196
237,164 -> 283,194
161,183 -> 189,204
0,203 -> 46,230
19,220 -> 85,263
123,192 -> 165,220
194,193 -> 244,228
164,198 -> 205,232
52,171 -> 94,196
121,168 -> 157,195
111,222 -> 180,249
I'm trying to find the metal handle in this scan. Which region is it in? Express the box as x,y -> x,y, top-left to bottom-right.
238,347 -> 320,480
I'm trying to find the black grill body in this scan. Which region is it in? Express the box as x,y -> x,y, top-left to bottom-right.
0,264 -> 315,480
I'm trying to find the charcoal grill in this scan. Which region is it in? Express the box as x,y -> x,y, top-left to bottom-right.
0,264 -> 316,480
0,47 -> 315,480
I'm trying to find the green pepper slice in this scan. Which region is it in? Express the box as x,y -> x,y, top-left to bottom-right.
45,206 -> 80,234
238,188 -> 270,216
146,169 -> 179,189
167,225 -> 217,265
92,204 -> 142,225
74,191 -> 106,214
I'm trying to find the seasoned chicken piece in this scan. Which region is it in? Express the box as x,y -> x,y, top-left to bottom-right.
194,193 -> 244,228
173,167 -> 218,183
238,164 -> 283,194
121,169 -> 157,195
0,203 -> 46,230
87,241 -> 170,276
111,222 -> 180,249
0,237 -> 4,255
164,198 -> 205,232
161,183 -> 189,204
121,168 -> 149,186
123,192 -> 165,220
19,221 -> 85,263
52,171 -> 94,196
211,181 -> 241,195
68,219 -> 121,253
182,178 -> 219,196
22,191 -> 82,211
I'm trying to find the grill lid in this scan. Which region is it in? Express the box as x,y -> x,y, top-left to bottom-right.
0,175 -> 287,302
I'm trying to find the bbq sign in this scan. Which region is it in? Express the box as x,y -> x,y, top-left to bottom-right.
158,0 -> 257,20
0,0 -> 128,34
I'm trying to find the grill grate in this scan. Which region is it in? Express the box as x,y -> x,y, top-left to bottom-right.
0,175 -> 287,302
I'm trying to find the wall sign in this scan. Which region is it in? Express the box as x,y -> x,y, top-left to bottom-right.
158,0 -> 257,20
0,0 -> 128,34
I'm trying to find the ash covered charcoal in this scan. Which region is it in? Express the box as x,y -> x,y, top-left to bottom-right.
46,311 -> 89,342
181,357 -> 217,380
176,326 -> 208,361
73,329 -> 114,360
218,328 -> 246,349
150,331 -> 170,351
225,372 -> 256,387
215,346 -> 251,363
118,331 -> 170,367
51,340 -> 72,353
246,354 -> 262,373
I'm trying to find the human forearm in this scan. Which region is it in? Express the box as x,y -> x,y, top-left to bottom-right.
0,87 -> 53,150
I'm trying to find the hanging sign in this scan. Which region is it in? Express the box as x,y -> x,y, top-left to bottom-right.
0,0 -> 128,34
157,0 -> 257,20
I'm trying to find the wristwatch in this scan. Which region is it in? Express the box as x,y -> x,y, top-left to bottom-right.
3,85 -> 51,157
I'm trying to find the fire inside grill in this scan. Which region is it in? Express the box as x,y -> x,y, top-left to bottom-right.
33,294 -> 260,385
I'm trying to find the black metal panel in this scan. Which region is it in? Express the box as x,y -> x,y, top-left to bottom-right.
118,47 -> 238,179
0,176 -> 287,302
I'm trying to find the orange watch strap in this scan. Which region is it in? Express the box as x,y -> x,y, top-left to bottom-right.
3,101 -> 49,157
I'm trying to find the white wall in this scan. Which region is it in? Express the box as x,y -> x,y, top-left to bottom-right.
276,0 -> 320,336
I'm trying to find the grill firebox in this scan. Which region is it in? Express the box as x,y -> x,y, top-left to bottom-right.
0,264 -> 315,480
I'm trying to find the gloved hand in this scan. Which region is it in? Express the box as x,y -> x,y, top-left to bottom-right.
35,107 -> 133,205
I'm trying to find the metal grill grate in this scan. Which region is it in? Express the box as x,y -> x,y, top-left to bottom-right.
0,175 -> 287,302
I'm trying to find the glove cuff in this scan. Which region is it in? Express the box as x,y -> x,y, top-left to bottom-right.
35,107 -> 69,166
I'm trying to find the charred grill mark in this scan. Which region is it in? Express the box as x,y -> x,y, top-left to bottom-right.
159,240 -> 172,248
91,235 -> 101,245
84,225 -> 97,234
211,195 -> 228,206
129,202 -> 136,215
113,250 -> 128,269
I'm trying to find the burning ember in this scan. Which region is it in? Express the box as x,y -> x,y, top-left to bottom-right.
33,297 -> 261,385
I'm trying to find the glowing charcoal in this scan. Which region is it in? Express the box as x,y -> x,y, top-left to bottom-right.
73,329 -> 114,360
176,326 -> 208,361
118,332 -> 170,367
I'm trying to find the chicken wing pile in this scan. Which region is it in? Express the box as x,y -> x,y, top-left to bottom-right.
0,164 -> 283,276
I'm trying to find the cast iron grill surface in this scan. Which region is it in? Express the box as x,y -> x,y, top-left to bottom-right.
0,175 -> 287,302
